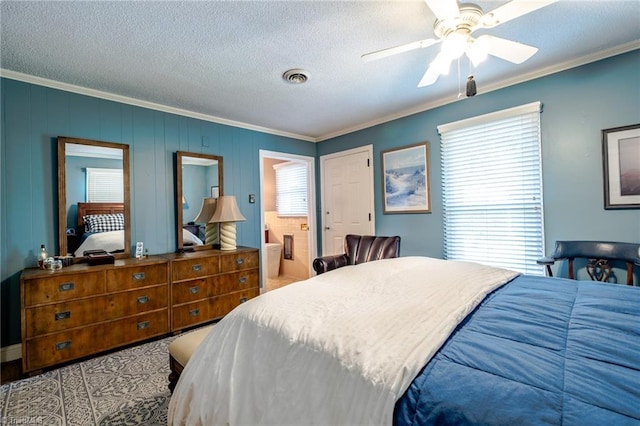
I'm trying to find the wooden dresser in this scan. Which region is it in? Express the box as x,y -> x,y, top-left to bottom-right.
20,256 -> 170,373
20,247 -> 260,373
164,247 -> 260,331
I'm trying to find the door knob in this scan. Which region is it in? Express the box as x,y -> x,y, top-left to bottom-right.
325,226 -> 331,230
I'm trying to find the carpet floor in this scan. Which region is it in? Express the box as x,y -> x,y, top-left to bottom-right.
0,335 -> 176,425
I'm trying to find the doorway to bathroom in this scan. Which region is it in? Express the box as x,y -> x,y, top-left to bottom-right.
259,150 -> 317,292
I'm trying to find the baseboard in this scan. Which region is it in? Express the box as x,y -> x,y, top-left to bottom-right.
1,344 -> 21,363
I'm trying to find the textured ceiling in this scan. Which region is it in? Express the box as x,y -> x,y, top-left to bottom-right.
1,1 -> 639,142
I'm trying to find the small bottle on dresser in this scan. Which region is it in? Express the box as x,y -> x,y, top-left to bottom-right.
38,244 -> 48,268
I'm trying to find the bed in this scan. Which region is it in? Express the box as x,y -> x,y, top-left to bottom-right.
182,227 -> 203,247
72,202 -> 125,257
168,256 -> 640,425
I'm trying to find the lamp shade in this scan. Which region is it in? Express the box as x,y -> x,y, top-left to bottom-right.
193,198 -> 217,223
211,196 -> 245,223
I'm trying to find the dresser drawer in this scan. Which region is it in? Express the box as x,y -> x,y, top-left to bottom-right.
172,288 -> 259,330
107,263 -> 168,292
171,276 -> 218,305
220,251 -> 259,273
172,257 -> 219,282
103,310 -> 169,349
218,269 -> 259,294
23,271 -> 105,306
24,309 -> 168,372
171,270 -> 258,305
25,285 -> 168,337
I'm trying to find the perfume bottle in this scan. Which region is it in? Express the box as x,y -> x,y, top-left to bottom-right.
38,244 -> 48,269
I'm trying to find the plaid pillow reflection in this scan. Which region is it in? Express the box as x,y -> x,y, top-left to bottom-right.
84,214 -> 125,233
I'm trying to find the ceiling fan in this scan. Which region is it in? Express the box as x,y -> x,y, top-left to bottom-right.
362,0 -> 558,87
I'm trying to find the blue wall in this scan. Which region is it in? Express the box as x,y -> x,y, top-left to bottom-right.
318,51 -> 640,259
0,83 -> 316,347
2,50 -> 639,348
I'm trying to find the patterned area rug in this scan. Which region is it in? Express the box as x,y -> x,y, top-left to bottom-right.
0,335 -> 176,425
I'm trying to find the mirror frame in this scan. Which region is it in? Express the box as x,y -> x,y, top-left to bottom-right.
57,136 -> 131,260
176,151 -> 224,252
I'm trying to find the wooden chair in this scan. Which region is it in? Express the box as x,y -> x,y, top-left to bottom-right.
313,234 -> 401,275
537,241 -> 640,285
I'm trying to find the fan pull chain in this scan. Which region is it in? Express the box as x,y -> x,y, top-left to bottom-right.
457,58 -> 463,99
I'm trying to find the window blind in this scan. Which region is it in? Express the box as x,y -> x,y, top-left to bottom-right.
86,168 -> 124,202
438,102 -> 544,275
275,162 -> 308,216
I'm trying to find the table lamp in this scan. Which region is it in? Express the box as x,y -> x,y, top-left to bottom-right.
211,195 -> 245,250
192,197 -> 218,245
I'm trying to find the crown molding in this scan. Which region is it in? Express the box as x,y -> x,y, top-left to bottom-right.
316,42 -> 640,142
0,69 -> 316,143
2,41 -> 637,144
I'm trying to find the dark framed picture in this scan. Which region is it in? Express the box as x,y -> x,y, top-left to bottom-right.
602,124 -> 640,210
381,142 -> 431,214
211,186 -> 219,198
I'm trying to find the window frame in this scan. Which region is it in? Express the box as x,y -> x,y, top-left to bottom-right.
438,102 -> 545,275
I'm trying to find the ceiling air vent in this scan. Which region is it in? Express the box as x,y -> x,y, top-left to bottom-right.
283,69 -> 310,84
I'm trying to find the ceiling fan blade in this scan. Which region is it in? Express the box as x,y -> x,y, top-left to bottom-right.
424,0 -> 459,22
417,51 -> 450,87
479,0 -> 558,28
361,38 -> 439,62
481,35 -> 538,64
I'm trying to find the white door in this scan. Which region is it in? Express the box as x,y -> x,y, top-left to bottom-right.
320,146 -> 374,256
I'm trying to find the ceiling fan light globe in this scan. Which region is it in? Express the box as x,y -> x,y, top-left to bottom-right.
467,36 -> 490,66
441,32 -> 468,60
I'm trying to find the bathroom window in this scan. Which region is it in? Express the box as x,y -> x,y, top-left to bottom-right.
275,161 -> 308,216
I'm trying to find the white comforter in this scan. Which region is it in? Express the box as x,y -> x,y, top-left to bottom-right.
73,230 -> 124,257
168,256 -> 519,425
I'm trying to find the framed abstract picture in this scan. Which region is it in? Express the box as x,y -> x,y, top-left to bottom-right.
381,142 -> 431,214
602,124 -> 640,209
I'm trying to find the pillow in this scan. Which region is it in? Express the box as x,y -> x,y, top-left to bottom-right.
84,213 -> 125,233
183,228 -> 203,246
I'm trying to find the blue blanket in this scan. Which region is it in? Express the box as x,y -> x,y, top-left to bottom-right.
394,275 -> 640,425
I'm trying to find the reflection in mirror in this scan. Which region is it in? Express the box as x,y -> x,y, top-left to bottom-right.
57,137 -> 131,259
176,151 -> 223,252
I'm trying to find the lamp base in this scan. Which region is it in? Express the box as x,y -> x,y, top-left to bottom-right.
204,223 -> 219,245
219,222 -> 237,251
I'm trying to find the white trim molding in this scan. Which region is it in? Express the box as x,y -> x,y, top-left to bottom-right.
0,69 -> 315,143
1,343 -> 22,363
2,41 -> 638,143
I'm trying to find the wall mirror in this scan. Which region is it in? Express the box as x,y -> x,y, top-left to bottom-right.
57,136 -> 131,259
176,151 -> 224,252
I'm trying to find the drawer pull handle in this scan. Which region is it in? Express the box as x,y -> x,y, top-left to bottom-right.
133,272 -> 145,281
189,286 -> 199,294
191,264 -> 202,272
137,295 -> 149,304
189,308 -> 200,317
55,311 -> 71,321
56,340 -> 71,350
239,277 -> 247,284
240,297 -> 248,303
59,282 -> 75,292
137,321 -> 150,330
236,258 -> 244,265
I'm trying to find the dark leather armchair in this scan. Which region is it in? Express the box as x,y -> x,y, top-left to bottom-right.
313,234 -> 401,275
537,240 -> 640,285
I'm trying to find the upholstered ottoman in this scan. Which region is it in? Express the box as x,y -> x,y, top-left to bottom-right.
168,325 -> 215,392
